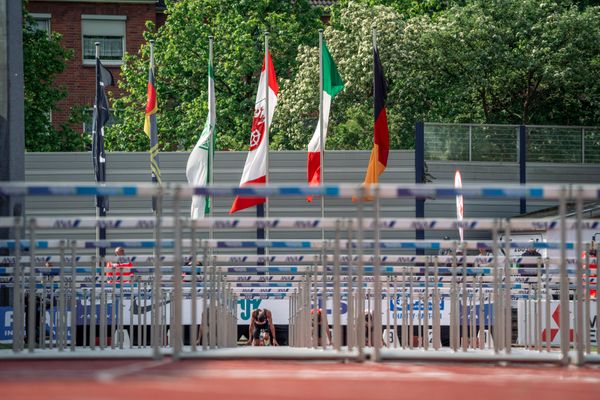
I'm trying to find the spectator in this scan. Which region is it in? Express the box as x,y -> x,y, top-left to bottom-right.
310,308 -> 332,346
584,237 -> 597,299
106,247 -> 133,284
196,308 -> 209,345
478,247 -> 493,257
519,242 -> 542,275
522,246 -> 542,258
589,237 -> 597,257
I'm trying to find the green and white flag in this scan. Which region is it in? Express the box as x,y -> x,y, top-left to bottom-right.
186,54 -> 215,219
307,40 -> 344,200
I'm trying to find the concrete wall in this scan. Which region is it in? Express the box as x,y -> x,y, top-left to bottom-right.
24,151 -> 600,253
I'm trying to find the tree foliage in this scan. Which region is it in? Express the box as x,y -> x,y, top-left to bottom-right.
401,0 -> 600,127
23,9 -> 76,151
334,0 -> 465,18
108,0 -> 600,153
273,0 -> 600,151
109,0 -> 322,152
272,1 -> 405,150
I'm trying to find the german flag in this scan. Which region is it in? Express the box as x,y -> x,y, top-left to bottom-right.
145,65 -> 161,185
358,44 -> 389,199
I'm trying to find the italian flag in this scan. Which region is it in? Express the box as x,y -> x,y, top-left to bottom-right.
229,51 -> 279,214
186,55 -> 216,219
307,40 -> 344,202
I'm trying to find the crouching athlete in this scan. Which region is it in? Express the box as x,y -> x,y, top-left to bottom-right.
248,308 -> 278,346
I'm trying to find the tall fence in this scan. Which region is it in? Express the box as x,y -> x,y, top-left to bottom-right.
0,182 -> 599,366
424,123 -> 600,164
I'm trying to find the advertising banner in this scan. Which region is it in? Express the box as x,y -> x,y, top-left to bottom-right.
1,296 -> 494,343
516,300 -> 597,346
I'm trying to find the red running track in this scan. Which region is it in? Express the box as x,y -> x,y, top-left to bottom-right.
1,359 -> 600,400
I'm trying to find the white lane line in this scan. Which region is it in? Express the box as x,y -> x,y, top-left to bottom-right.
95,359 -> 172,382
185,367 -> 600,385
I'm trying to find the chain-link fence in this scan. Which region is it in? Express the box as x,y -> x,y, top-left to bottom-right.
425,123 -> 600,164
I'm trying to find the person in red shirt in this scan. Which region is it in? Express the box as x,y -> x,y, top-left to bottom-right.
582,239 -> 597,299
106,247 -> 133,284
588,240 -> 597,299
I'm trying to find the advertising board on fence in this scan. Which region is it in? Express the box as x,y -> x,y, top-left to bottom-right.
516,300 -> 598,346
1,296 -> 490,343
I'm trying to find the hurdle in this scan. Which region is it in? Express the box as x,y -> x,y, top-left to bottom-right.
0,182 -> 598,366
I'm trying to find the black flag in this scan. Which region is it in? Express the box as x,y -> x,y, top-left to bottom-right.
92,57 -> 114,212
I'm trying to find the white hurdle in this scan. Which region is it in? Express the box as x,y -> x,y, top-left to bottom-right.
0,182 -> 599,365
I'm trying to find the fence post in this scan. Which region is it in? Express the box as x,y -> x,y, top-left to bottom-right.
415,122 -> 425,254
581,128 -> 585,164
519,125 -> 527,215
468,125 -> 472,162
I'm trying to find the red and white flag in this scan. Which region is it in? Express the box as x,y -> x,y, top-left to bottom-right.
455,169 -> 464,242
229,51 -> 279,214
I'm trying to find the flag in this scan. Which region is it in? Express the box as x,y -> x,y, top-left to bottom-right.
145,60 -> 161,186
186,54 -> 216,219
92,57 -> 114,213
356,43 -> 389,200
229,51 -> 279,214
307,40 -> 344,202
455,169 -> 464,242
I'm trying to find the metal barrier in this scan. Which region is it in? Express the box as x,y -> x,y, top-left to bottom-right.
0,182 -> 598,365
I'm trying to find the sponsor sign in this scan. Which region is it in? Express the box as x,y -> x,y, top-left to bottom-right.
1,297 -> 490,342
0,302 -> 117,343
517,300 -> 597,346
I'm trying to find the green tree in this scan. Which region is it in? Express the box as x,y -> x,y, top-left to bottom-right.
333,0 -> 464,19
272,1 -> 406,150
273,0 -> 600,152
109,0 -> 322,152
23,9 -> 76,151
399,0 -> 600,127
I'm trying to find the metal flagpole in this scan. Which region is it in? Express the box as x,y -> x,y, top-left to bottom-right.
318,30 -> 325,244
208,36 -> 214,242
207,38 -> 215,330
93,42 -> 105,352
372,28 -> 382,361
264,32 -> 270,269
317,32 -> 326,346
147,40 -> 163,360
94,42 -> 106,259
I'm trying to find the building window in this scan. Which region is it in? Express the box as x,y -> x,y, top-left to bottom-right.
30,13 -> 51,34
81,15 -> 126,66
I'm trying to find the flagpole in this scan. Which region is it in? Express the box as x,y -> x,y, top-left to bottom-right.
208,36 -> 214,243
318,30 -> 326,305
318,30 -> 325,245
94,42 -> 106,258
264,31 -> 270,268
147,39 -> 162,357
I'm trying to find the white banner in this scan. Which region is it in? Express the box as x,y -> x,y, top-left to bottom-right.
1,296 -> 490,343
117,297 -> 457,326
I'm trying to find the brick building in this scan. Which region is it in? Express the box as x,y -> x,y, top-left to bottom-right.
27,0 -> 157,129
